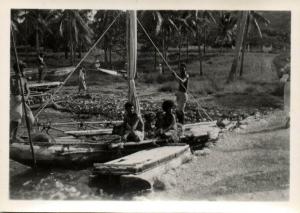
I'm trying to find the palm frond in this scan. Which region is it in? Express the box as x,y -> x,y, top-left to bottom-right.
155,11 -> 163,35
252,18 -> 263,38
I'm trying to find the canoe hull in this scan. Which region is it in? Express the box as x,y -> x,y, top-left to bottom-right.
10,142 -> 118,169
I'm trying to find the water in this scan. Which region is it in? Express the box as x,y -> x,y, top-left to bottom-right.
10,160 -> 151,200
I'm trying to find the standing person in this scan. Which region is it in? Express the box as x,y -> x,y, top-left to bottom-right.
78,67 -> 87,94
122,102 -> 144,142
158,63 -> 163,75
10,61 -> 35,142
172,63 -> 189,125
156,100 -> 179,142
280,62 -> 290,128
37,53 -> 45,82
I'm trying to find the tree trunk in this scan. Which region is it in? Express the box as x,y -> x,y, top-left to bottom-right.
204,27 -> 207,55
104,48 -> 108,65
196,26 -> 203,76
78,41 -> 82,59
162,30 -> 165,74
154,47 -> 157,72
239,14 -> 250,77
69,15 -> 74,65
36,26 -> 39,55
25,10 -> 29,63
109,42 -> 112,69
186,35 -> 189,64
65,44 -> 69,59
36,12 -> 40,55
178,33 -> 182,69
226,11 -> 248,83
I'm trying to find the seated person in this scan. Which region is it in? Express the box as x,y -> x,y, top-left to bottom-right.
122,102 -> 144,142
156,100 -> 179,143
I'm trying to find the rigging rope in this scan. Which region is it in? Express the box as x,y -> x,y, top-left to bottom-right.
137,18 -> 213,121
34,12 -> 122,118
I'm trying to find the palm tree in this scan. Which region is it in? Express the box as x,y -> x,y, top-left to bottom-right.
215,11 -> 237,52
191,10 -> 216,75
93,10 -> 121,68
153,11 -> 178,73
239,11 -> 270,76
11,9 -> 22,33
227,11 -> 248,83
58,9 -> 93,65
18,9 -> 53,54
162,11 -> 195,68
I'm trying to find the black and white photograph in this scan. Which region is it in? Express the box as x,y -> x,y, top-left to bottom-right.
2,0 -> 299,210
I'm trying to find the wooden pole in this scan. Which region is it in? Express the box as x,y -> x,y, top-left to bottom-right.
11,28 -> 36,168
126,10 -> 140,115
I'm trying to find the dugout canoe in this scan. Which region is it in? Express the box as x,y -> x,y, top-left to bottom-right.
9,135 -> 149,169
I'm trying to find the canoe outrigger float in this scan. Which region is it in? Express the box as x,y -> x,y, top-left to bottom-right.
10,11 -> 219,172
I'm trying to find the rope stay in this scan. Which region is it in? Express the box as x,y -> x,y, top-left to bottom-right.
137,18 -> 213,121
34,12 -> 122,118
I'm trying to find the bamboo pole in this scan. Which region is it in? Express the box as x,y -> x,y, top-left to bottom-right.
11,28 -> 36,168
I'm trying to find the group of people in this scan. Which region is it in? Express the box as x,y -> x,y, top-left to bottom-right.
115,63 -> 190,143
115,99 -> 178,143
10,59 -> 190,144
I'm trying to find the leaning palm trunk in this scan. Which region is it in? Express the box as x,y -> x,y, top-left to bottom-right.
240,14 -> 250,77
227,11 -> 248,83
203,27 -> 207,55
197,27 -> 203,76
154,47 -> 157,72
162,29 -> 166,74
36,26 -> 39,54
109,42 -> 112,68
178,33 -> 182,69
186,35 -> 189,64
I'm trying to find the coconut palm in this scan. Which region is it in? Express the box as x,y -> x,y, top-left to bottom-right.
93,10 -> 122,68
139,10 -> 179,74
17,10 -> 53,54
239,11 -> 270,76
191,10 -> 216,75
227,11 -> 248,83
215,11 -> 238,51
58,9 -> 93,65
11,9 -> 22,33
153,11 -> 179,72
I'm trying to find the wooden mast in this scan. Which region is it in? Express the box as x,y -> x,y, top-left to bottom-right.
126,10 -> 140,115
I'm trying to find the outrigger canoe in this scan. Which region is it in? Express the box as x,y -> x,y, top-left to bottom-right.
10,121 -> 219,169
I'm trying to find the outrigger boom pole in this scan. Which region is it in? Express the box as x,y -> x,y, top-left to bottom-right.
11,28 -> 36,169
